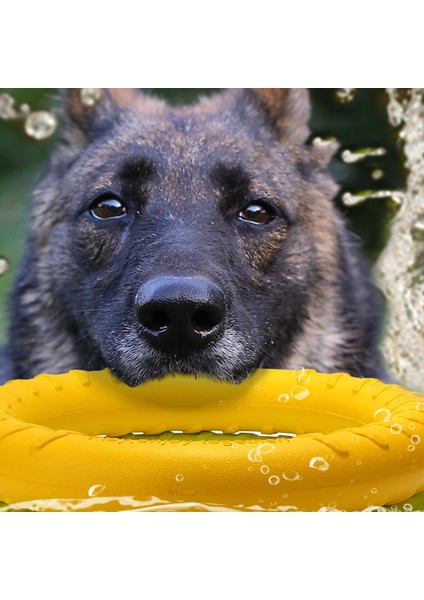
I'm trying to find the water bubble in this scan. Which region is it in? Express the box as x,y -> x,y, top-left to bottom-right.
268,475 -> 280,486
357,460 -> 362,466
408,423 -> 416,430
0,93 -> 17,120
175,474 -> 184,482
403,503 -> 413,512
297,374 -> 311,385
336,88 -> 356,103
0,257 -> 9,276
24,111 -> 58,140
277,393 -> 290,403
282,471 -> 302,481
411,435 -> 420,445
88,484 -> 105,497
407,445 -> 415,452
416,402 -> 424,412
374,408 -> 391,422
80,88 -> 102,107
390,424 -> 403,434
351,435 -> 360,442
371,488 -> 378,494
290,386 -> 310,400
19,103 -> 31,117
247,443 -> 275,463
371,169 -> 384,180
260,465 -> 270,475
309,456 -> 330,472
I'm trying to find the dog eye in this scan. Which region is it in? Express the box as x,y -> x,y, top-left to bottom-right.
90,197 -> 127,220
238,202 -> 276,225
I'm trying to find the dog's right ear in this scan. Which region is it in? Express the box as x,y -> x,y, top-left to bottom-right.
58,88 -> 166,145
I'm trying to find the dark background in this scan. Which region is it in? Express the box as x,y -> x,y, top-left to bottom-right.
0,89 -> 405,341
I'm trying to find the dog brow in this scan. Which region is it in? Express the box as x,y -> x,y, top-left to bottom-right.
118,156 -> 155,185
210,163 -> 251,194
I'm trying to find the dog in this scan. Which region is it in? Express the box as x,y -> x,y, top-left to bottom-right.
0,88 -> 387,386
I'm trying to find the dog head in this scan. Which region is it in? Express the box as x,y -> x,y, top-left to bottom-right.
12,88 -> 345,385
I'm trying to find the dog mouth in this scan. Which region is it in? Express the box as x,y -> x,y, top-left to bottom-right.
109,355 -> 264,387
106,341 -> 265,387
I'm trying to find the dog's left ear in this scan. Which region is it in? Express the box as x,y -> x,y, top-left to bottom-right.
58,88 -> 166,145
244,88 -> 310,145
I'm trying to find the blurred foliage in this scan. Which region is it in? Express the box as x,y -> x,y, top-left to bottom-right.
0,88 -> 406,341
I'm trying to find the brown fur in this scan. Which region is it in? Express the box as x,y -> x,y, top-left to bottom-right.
0,89 -> 386,385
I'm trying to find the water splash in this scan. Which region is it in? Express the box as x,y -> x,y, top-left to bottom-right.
341,147 -> 386,164
374,88 -> 424,392
342,190 -> 402,207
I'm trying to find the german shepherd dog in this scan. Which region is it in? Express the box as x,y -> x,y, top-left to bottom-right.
0,88 -> 386,386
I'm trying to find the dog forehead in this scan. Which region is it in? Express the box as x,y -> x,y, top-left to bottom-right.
105,108 -> 301,186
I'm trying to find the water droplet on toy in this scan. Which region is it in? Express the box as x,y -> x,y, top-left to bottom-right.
260,465 -> 270,475
416,402 -> 424,412
248,443 -> 275,463
357,460 -> 362,466
290,386 -> 309,400
371,488 -> 377,494
407,445 -> 415,452
88,484 -> 105,497
282,471 -> 302,481
175,474 -> 184,482
268,475 -> 280,486
390,424 -> 402,434
411,435 -> 420,444
80,88 -> 102,106
25,111 -> 58,140
351,435 -> 360,442
408,423 -> 416,430
278,393 -> 290,403
403,503 -> 413,512
0,256 -> 9,276
374,408 -> 391,422
309,456 -> 330,471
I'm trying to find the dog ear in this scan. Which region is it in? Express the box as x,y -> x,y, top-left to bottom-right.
245,88 -> 310,145
58,88 -> 166,144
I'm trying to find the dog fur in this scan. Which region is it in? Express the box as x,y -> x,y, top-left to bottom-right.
0,88 -> 386,386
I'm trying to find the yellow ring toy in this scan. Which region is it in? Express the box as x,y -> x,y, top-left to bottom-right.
0,368 -> 423,511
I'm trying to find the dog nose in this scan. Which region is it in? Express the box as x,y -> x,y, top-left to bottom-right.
135,276 -> 226,355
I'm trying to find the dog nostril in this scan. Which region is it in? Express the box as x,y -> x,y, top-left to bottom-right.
191,308 -> 223,333
139,308 -> 169,333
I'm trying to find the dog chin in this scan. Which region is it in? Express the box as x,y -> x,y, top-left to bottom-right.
108,361 -> 255,387
107,330 -> 261,386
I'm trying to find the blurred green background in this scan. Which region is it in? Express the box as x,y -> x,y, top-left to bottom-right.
0,89 -> 405,343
